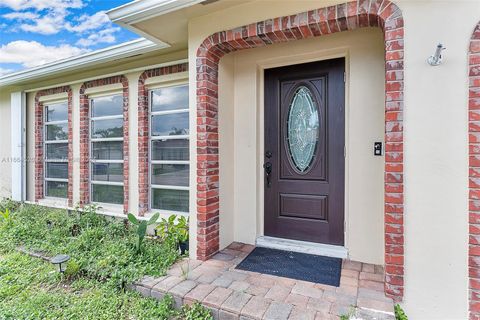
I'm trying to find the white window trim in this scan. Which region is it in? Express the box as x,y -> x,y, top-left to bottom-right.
43,102 -> 69,200
148,81 -> 190,213
89,94 -> 125,206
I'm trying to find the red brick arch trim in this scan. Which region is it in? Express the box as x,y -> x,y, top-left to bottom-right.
137,63 -> 189,216
34,86 -> 73,206
196,0 -> 405,300
79,76 -> 129,213
469,21 -> 480,320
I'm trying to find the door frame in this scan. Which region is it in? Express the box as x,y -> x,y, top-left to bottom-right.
255,50 -> 350,251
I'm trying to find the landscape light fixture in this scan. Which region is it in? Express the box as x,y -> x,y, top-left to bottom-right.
51,254 -> 70,273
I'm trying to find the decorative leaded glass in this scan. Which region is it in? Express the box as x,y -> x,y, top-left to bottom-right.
287,86 -> 319,172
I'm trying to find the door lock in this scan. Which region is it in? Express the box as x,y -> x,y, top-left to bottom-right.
263,162 -> 272,187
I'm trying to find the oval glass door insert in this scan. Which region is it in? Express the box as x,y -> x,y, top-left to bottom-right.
286,86 -> 319,173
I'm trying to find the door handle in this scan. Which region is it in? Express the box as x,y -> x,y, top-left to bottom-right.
263,162 -> 272,187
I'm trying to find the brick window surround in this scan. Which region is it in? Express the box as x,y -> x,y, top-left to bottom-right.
196,0 -> 405,300
137,63 -> 189,216
469,21 -> 480,320
35,86 -> 73,206
79,76 -> 129,213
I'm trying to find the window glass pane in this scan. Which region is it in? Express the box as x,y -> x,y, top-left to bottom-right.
152,139 -> 189,161
92,163 -> 123,182
92,141 -> 123,160
91,184 -> 123,204
46,123 -> 68,141
46,181 -> 67,198
151,189 -> 189,212
91,95 -> 123,117
46,143 -> 68,160
151,112 -> 189,136
151,85 -> 189,112
151,164 -> 189,186
46,162 -> 68,179
91,118 -> 123,139
46,103 -> 68,122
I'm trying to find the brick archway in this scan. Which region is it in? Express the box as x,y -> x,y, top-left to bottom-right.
196,0 -> 405,300
469,21 -> 480,320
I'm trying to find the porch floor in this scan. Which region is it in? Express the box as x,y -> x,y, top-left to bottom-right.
132,242 -> 395,320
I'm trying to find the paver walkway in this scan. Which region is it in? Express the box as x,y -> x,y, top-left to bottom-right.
133,242 -> 395,319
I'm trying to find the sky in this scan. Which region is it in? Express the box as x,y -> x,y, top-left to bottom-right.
0,0 -> 139,76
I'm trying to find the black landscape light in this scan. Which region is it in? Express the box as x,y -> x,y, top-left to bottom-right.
51,254 -> 70,273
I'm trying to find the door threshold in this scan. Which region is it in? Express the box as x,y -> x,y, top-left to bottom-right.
256,236 -> 348,259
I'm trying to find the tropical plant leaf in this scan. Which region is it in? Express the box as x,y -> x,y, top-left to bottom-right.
127,213 -> 138,225
148,212 -> 160,225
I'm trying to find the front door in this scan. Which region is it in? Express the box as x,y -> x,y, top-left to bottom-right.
264,58 -> 345,246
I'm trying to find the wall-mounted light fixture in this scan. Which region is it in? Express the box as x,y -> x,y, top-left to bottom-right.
427,43 -> 446,66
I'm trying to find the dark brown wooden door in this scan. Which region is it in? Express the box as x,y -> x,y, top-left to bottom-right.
264,58 -> 345,246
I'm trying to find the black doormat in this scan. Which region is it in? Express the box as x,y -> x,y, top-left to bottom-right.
236,247 -> 342,287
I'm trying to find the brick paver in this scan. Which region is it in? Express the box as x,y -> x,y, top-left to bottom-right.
241,296 -> 271,320
134,243 -> 394,320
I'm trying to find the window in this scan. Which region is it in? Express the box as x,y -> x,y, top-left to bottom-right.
44,102 -> 68,198
150,84 -> 189,212
90,95 -> 124,205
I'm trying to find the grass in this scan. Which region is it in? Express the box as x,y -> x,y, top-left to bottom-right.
0,200 -> 212,319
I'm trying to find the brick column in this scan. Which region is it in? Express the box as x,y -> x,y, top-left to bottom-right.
79,76 -> 129,213
469,20 -> 480,320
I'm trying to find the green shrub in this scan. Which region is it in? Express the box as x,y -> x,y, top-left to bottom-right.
127,212 -> 159,253
64,259 -> 81,279
180,302 -> 213,320
0,203 -> 178,289
395,304 -> 408,320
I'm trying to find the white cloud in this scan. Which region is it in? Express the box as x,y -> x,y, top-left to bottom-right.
65,11 -> 110,33
19,9 -> 67,35
0,0 -> 84,11
0,40 -> 89,68
0,67 -> 14,76
76,26 -> 120,47
2,12 -> 39,20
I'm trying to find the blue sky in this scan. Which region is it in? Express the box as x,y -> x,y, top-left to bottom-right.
0,0 -> 138,76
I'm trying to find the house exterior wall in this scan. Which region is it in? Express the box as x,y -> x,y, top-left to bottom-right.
187,0 -> 480,318
0,0 -> 479,317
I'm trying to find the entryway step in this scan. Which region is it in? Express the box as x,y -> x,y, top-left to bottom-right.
132,242 -> 394,320
256,236 -> 348,259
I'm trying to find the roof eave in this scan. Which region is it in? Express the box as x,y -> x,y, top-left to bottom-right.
107,0 -> 204,25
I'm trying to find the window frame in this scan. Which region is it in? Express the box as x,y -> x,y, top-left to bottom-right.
43,101 -> 69,199
89,93 -> 125,206
148,81 -> 190,215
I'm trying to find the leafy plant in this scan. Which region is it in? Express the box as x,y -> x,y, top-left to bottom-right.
0,208 -> 13,228
395,304 -> 408,320
64,259 -> 81,279
156,214 -> 189,244
128,212 -> 159,253
0,204 -> 178,289
339,305 -> 355,320
180,302 -> 213,320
